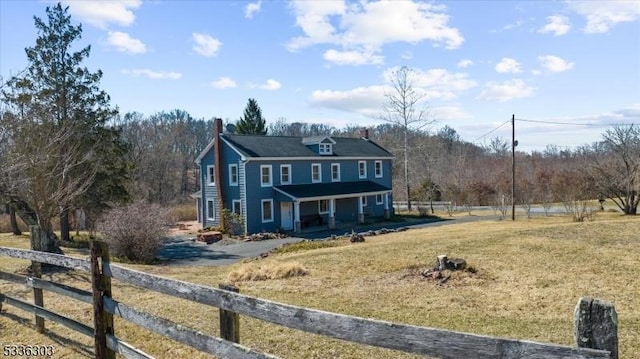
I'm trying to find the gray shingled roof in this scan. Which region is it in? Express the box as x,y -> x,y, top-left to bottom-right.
223,134 -> 393,158
275,181 -> 391,200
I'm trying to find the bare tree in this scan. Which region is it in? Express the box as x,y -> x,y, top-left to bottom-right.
590,125 -> 640,215
380,66 -> 432,211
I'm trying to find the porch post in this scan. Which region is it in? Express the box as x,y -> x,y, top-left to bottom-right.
294,201 -> 301,233
358,196 -> 365,224
384,193 -> 390,219
328,198 -> 336,229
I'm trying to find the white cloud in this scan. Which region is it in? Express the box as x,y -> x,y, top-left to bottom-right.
287,0 -> 345,50
63,0 -> 141,29
309,85 -> 386,116
310,66 -> 477,116
210,77 -> 237,89
288,0 -> 463,66
538,55 -> 575,73
107,31 -> 146,54
568,0 -> 640,33
192,33 -> 222,57
121,68 -> 182,80
457,59 -> 473,68
260,79 -> 282,90
539,15 -> 571,36
478,79 -> 534,102
495,58 -> 522,73
245,1 -> 262,19
323,49 -> 384,65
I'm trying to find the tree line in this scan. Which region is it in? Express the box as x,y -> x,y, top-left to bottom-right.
1,4 -> 638,255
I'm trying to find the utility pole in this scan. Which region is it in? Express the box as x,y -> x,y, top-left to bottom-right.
511,114 -> 516,221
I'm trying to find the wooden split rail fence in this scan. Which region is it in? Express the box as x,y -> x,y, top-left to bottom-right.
0,238 -> 618,358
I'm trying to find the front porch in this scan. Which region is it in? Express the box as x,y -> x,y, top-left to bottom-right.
274,181 -> 392,233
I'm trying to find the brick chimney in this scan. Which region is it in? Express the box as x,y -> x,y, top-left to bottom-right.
360,128 -> 369,140
213,118 -> 224,230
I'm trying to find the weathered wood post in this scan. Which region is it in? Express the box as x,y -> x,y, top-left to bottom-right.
29,225 -> 45,333
574,297 -> 618,359
91,241 -> 116,359
219,283 -> 240,343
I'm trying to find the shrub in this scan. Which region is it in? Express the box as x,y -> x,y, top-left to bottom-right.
96,201 -> 170,264
223,209 -> 245,236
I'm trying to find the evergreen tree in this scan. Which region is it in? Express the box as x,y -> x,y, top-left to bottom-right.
0,3 -> 124,252
236,98 -> 267,135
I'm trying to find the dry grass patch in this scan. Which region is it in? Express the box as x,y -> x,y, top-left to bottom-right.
227,261 -> 309,282
272,238 -> 346,254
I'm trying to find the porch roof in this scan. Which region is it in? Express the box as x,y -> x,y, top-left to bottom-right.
274,181 -> 391,201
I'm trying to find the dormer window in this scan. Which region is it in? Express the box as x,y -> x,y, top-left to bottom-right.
319,143 -> 332,155
302,136 -> 336,155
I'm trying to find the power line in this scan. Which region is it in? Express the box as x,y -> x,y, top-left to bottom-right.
473,119 -> 511,142
516,118 -> 636,127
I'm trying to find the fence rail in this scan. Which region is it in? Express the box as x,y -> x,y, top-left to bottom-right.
0,237 -> 617,359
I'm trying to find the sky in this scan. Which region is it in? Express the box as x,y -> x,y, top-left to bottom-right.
1,0 -> 639,153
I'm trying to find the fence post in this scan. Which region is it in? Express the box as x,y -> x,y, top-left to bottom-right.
574,297 -> 618,359
219,283 -> 240,343
29,225 -> 45,333
91,241 -> 116,359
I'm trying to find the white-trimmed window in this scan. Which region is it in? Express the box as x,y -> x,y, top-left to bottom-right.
331,163 -> 340,182
319,143 -> 332,155
229,164 -> 238,186
361,196 -> 368,207
374,160 -> 383,178
280,164 -> 291,185
311,163 -> 321,183
358,161 -> 367,179
376,194 -> 383,205
207,165 -> 215,186
207,200 -> 216,220
318,199 -> 329,214
261,165 -> 272,187
232,200 -> 242,215
261,199 -> 274,223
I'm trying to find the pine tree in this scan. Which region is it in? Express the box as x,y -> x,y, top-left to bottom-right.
236,98 -> 267,135
0,3 -> 125,252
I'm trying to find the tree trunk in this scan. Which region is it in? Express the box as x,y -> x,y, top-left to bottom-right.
404,130 -> 411,211
9,205 -> 22,235
11,199 -> 63,254
60,207 -> 70,242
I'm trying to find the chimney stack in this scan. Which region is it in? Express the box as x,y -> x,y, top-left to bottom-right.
360,128 -> 369,140
213,118 -> 224,230
214,118 -> 223,135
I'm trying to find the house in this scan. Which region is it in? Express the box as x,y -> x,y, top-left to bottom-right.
194,119 -> 394,234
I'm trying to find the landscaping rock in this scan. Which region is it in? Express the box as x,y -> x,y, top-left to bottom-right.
197,231 -> 222,244
350,232 -> 365,243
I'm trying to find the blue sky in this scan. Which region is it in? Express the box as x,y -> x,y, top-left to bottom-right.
1,0 -> 639,152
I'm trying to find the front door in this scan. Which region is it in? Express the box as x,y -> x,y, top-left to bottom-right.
280,202 -> 293,230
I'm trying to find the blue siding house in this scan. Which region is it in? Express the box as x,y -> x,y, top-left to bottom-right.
194,119 -> 394,234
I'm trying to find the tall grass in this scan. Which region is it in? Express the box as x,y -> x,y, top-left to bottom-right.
169,203 -> 198,222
